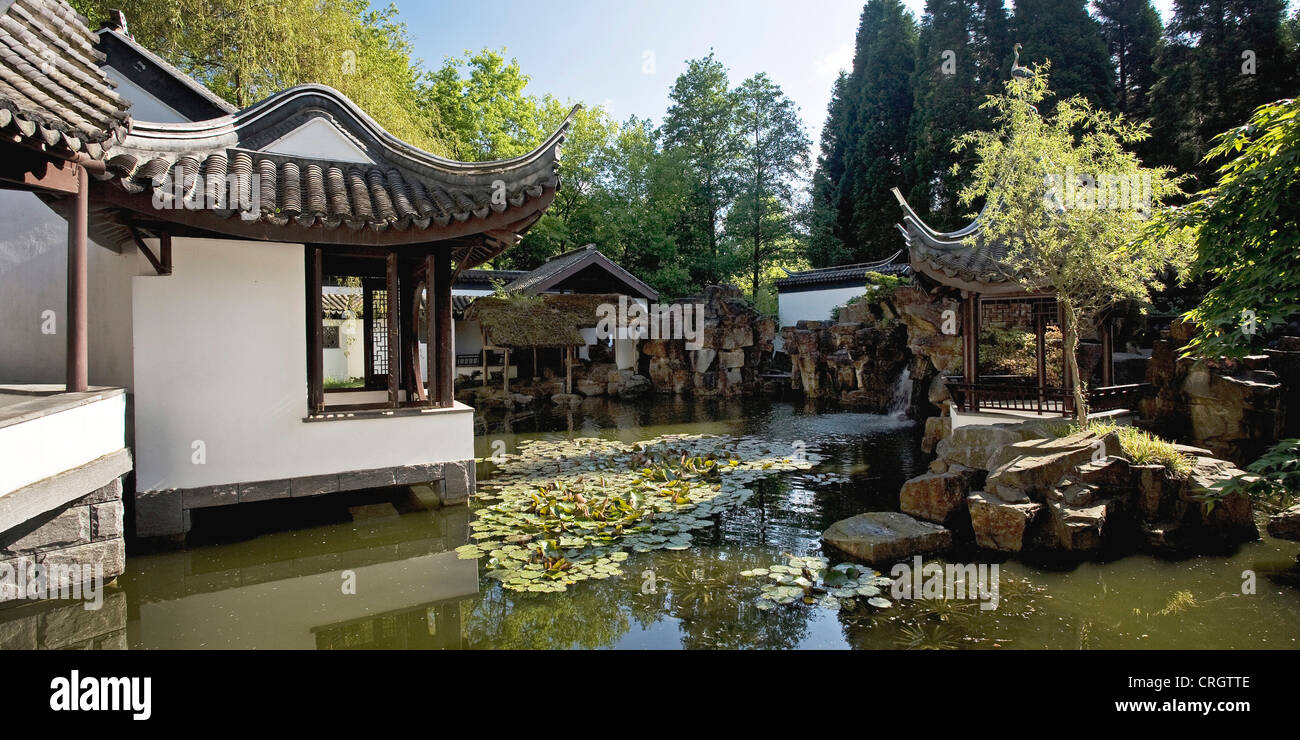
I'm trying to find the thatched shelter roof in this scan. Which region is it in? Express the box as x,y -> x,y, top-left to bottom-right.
464,292 -> 622,348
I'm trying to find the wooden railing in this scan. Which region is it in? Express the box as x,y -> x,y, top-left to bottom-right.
456,351 -> 508,367
944,376 -> 1149,416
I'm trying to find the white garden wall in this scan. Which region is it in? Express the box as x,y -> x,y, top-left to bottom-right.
131,237 -> 474,493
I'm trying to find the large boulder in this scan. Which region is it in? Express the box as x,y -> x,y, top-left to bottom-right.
984,430 -> 1120,502
822,512 -> 952,564
968,491 -> 1042,552
618,374 -> 652,399
1267,504 -> 1300,542
899,470 -> 972,525
934,422 -> 1048,471
1045,498 -> 1118,551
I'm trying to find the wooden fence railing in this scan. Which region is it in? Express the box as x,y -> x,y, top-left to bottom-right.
944,376 -> 1149,416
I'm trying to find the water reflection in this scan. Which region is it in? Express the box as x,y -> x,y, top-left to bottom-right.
2,397 -> 1298,649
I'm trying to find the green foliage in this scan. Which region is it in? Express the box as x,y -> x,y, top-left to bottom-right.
1012,0 -> 1117,111
1171,98 -> 1300,358
904,0 -> 1010,232
740,556 -> 895,612
1209,438 -> 1300,512
1147,0 -> 1295,186
730,73 -> 811,300
979,324 -> 1063,383
954,67 -> 1191,421
78,0 -> 454,154
863,270 -> 911,302
1094,0 -> 1163,121
809,0 -> 918,266
1062,422 -> 1194,478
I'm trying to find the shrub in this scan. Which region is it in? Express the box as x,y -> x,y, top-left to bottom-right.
1053,421 -> 1194,479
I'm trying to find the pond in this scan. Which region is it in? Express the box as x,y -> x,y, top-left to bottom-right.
7,398 -> 1300,650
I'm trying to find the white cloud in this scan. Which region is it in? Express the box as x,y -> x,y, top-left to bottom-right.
814,43 -> 853,81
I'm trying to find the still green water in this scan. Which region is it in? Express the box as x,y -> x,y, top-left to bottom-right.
10,398 -> 1300,649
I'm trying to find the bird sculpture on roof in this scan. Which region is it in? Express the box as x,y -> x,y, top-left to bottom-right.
1011,43 -> 1032,78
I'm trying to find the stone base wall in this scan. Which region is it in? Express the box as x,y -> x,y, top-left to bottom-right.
135,459 -> 477,538
0,590 -> 127,649
0,477 -> 125,607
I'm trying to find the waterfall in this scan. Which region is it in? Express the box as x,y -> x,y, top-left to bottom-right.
886,367 -> 913,417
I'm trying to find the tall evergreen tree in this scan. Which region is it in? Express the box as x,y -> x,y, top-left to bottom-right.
808,0 -> 918,266
1094,0 -> 1163,120
1148,0 -> 1296,186
1012,0 -> 1116,110
809,73 -> 853,267
905,0 -> 1011,231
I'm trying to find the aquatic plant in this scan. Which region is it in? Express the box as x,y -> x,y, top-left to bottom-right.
740,555 -> 895,612
456,434 -> 820,593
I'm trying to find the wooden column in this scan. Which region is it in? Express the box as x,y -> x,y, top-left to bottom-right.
307,247 -> 324,413
565,346 -> 573,394
425,256 -> 436,405
1100,313 -> 1114,387
502,348 -> 510,396
386,251 -> 399,408
434,249 -> 454,407
480,327 -> 488,387
963,293 -> 981,411
1035,312 -> 1047,415
66,164 -> 88,392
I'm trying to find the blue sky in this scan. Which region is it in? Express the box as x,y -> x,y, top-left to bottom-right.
397,0 -> 1178,141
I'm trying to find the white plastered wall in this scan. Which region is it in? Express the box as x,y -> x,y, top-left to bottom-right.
131,237 -> 473,492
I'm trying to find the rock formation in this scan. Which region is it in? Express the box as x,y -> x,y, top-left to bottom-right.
641,285 -> 776,398
882,419 -> 1259,558
1142,321 -> 1287,463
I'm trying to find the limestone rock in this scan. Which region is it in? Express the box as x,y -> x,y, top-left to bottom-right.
899,471 -> 971,525
921,415 -> 951,454
619,374 -> 652,399
968,491 -> 1042,552
822,512 -> 952,563
985,431 -> 1120,501
1046,498 -> 1117,551
1267,504 -> 1300,542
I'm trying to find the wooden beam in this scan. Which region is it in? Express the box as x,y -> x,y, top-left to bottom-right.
308,247 -> 324,413
434,248 -> 454,407
129,226 -> 171,275
0,151 -> 80,194
66,164 -> 88,392
386,251 -> 399,408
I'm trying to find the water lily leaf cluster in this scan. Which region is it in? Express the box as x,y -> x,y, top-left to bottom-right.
457,434 -> 821,592
741,555 -> 895,612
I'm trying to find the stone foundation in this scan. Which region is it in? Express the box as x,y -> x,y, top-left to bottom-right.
1,476 -> 126,607
135,459 -> 477,537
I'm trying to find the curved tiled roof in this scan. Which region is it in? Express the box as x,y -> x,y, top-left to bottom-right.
891,187 -> 1019,290
0,0 -> 131,158
775,251 -> 911,290
94,85 -> 572,236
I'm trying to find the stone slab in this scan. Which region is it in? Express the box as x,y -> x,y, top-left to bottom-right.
822,512 -> 952,564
